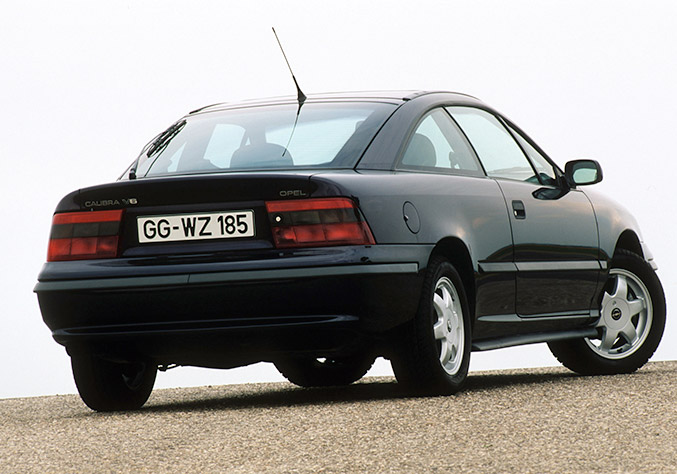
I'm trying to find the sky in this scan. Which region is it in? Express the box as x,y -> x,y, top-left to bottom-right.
1,0 -> 675,399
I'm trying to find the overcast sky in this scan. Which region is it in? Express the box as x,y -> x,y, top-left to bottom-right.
1,0 -> 675,398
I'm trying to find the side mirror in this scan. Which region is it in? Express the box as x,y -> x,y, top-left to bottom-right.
565,159 -> 603,186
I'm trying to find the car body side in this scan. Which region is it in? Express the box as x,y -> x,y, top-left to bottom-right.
35,91 -> 651,369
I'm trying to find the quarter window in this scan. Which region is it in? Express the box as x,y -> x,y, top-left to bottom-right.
507,126 -> 558,185
448,107 -> 535,182
399,109 -> 482,175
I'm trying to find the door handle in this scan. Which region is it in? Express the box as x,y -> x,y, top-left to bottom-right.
512,200 -> 526,219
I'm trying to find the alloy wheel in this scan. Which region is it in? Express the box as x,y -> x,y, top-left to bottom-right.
432,276 -> 465,375
586,268 -> 653,359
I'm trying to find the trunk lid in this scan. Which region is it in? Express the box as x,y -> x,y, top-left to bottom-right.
56,173 -> 318,258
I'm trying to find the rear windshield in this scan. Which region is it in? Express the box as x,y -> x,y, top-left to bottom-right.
132,102 -> 397,177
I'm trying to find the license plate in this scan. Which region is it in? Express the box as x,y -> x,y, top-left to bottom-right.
137,210 -> 255,243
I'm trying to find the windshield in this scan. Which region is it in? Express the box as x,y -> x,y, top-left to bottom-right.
132,102 -> 397,177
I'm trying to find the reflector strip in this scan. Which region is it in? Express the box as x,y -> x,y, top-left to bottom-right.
265,198 -> 355,213
52,210 -> 123,225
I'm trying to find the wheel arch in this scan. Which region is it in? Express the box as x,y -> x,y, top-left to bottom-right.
429,237 -> 476,323
614,230 -> 643,259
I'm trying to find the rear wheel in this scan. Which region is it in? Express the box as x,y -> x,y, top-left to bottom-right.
548,250 -> 666,375
391,257 -> 471,394
71,354 -> 157,411
274,354 -> 375,388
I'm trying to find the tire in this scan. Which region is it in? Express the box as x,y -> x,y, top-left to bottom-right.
71,354 -> 157,411
390,257 -> 472,394
274,353 -> 375,388
548,250 -> 666,375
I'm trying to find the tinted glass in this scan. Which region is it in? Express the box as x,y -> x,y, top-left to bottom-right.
507,125 -> 558,185
134,102 -> 396,177
400,109 -> 482,175
448,107 -> 535,181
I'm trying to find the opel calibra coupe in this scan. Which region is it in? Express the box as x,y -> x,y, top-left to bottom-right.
36,91 -> 666,411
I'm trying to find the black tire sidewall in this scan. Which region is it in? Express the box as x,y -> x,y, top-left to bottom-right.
419,259 -> 472,387
274,353 -> 375,387
594,251 -> 666,371
549,251 -> 666,375
392,257 -> 471,393
71,354 -> 157,411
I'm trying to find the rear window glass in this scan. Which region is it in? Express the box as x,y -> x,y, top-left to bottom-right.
133,102 -> 396,177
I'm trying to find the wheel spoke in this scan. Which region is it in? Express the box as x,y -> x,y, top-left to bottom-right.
627,297 -> 646,318
611,275 -> 629,300
449,338 -> 458,360
619,321 -> 638,344
600,291 -> 613,315
448,325 -> 459,347
433,320 -> 447,340
433,293 -> 445,316
439,339 -> 452,366
442,287 -> 453,310
599,328 -> 618,352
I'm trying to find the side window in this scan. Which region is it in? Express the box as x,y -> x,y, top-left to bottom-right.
399,109 -> 482,175
507,126 -> 558,185
447,107 -> 536,182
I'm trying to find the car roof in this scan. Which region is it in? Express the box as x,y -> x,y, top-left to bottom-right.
189,90 -> 482,115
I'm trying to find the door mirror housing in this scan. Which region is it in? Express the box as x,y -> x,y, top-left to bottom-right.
565,159 -> 603,186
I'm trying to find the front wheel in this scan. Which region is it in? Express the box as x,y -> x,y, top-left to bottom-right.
391,257 -> 472,394
71,354 -> 157,411
548,250 -> 666,375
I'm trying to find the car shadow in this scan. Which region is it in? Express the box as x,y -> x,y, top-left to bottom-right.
139,369 -> 581,414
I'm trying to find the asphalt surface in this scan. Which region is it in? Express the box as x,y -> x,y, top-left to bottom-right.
2,361 -> 676,473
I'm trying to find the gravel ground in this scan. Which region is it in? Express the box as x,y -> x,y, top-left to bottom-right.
1,361 -> 676,473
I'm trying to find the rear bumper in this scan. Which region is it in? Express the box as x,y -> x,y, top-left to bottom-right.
53,314 -> 365,369
34,262 -> 417,291
35,245 -> 430,364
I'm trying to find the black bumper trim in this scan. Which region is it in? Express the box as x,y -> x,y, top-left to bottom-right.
53,315 -> 358,341
35,262 -> 419,292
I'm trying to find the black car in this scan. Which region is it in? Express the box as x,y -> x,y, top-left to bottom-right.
36,91 -> 666,411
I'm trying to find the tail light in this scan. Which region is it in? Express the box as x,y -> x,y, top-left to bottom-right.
265,197 -> 375,248
47,210 -> 123,261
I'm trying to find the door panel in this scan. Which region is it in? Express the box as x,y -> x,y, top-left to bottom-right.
496,179 -> 600,316
447,106 -> 601,318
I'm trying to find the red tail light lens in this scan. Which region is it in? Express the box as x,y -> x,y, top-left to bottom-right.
47,210 -> 123,261
265,197 -> 375,248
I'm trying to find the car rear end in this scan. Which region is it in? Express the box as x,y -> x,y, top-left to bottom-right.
35,98 -> 424,369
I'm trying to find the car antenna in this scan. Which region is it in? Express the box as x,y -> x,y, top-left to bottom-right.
272,27 -> 306,105
272,27 -> 306,158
